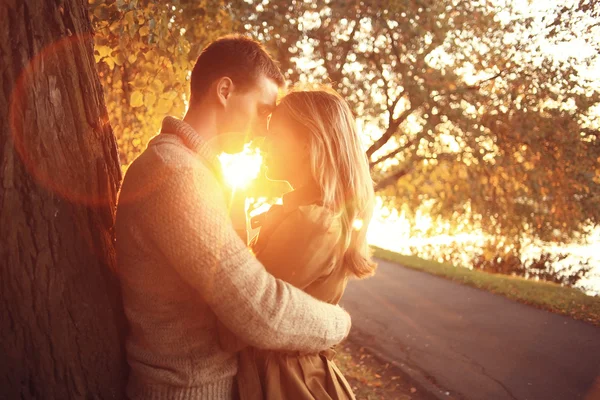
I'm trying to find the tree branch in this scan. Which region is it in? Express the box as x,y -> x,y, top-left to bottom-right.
434,70 -> 505,101
374,166 -> 413,192
369,137 -> 416,169
337,20 -> 360,71
317,17 -> 360,85
366,106 -> 414,158
369,52 -> 404,119
373,152 -> 456,192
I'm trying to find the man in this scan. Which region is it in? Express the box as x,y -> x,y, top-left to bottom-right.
115,35 -> 352,399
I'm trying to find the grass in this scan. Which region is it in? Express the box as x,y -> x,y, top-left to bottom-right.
371,246 -> 600,326
334,338 -> 430,400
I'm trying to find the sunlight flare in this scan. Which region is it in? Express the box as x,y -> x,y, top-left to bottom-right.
219,146 -> 263,189
352,218 -> 364,231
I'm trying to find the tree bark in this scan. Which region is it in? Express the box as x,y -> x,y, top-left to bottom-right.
0,0 -> 127,398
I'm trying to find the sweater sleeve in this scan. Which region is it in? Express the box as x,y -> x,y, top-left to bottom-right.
136,166 -> 351,353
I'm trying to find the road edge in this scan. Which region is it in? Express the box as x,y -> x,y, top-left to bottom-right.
346,331 -> 457,400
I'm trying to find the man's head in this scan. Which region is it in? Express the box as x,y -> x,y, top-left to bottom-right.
189,35 -> 285,153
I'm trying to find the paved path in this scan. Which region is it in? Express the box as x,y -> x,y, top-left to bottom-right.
340,259 -> 600,400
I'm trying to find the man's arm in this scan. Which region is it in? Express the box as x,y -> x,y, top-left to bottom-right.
136,166 -> 351,353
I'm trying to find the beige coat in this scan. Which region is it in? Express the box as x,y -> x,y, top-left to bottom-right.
222,186 -> 355,399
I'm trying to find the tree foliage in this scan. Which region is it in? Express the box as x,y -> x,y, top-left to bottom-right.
473,251 -> 593,287
546,0 -> 600,55
90,0 -> 600,282
89,0 -> 234,168
232,0 -> 600,254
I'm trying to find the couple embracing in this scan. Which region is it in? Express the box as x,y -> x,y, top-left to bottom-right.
115,34 -> 375,400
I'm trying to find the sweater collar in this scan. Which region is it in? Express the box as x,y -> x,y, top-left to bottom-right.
159,116 -> 223,176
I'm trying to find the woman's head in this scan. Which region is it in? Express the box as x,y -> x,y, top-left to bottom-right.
265,87 -> 376,278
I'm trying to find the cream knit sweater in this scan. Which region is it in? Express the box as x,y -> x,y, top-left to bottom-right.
115,117 -> 351,400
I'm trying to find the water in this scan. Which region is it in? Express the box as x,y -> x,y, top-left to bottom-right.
367,218 -> 600,296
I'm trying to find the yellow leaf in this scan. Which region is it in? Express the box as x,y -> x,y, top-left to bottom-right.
131,76 -> 147,88
93,4 -> 109,19
124,11 -> 135,25
144,92 -> 157,108
156,97 -> 173,114
128,53 -> 137,63
150,80 -> 165,93
104,57 -> 115,70
95,45 -> 112,58
109,21 -> 121,34
145,50 -> 158,61
113,52 -> 126,66
130,91 -> 144,108
139,25 -> 150,37
165,90 -> 178,100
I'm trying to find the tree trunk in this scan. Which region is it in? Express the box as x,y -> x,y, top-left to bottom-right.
0,0 -> 127,398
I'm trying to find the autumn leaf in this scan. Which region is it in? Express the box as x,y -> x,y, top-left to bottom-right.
95,45 -> 112,59
130,91 -> 144,108
156,97 -> 173,114
139,25 -> 150,37
144,92 -> 157,108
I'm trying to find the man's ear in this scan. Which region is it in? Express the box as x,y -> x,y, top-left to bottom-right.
216,77 -> 234,107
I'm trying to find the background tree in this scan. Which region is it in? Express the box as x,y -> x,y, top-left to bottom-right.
88,0 -> 600,286
1,0 -> 126,397
233,0 -> 600,274
88,0 -> 234,169
546,0 -> 599,55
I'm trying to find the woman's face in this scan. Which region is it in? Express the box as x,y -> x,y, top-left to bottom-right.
263,107 -> 309,184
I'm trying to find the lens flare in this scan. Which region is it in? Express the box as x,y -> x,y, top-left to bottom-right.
219,146 -> 263,189
8,33 -> 117,206
352,218 -> 364,231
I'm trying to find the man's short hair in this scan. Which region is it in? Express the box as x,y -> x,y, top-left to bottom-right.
190,35 -> 286,104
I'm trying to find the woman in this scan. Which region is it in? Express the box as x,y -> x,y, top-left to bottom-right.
223,87 -> 376,399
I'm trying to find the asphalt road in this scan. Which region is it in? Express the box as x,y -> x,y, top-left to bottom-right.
340,259 -> 600,400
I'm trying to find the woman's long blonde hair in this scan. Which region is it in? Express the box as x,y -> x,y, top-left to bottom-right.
278,87 -> 376,278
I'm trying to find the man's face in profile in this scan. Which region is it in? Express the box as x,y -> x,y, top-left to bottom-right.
218,74 -> 279,153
